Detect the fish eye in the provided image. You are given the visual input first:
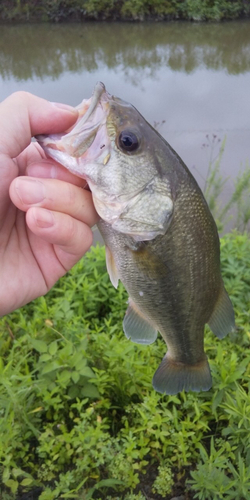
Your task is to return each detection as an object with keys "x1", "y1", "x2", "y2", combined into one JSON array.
[{"x1": 118, "y1": 130, "x2": 139, "y2": 153}]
